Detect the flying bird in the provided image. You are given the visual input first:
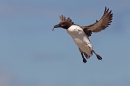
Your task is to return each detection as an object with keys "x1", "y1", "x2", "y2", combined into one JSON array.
[{"x1": 52, "y1": 7, "x2": 113, "y2": 63}]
